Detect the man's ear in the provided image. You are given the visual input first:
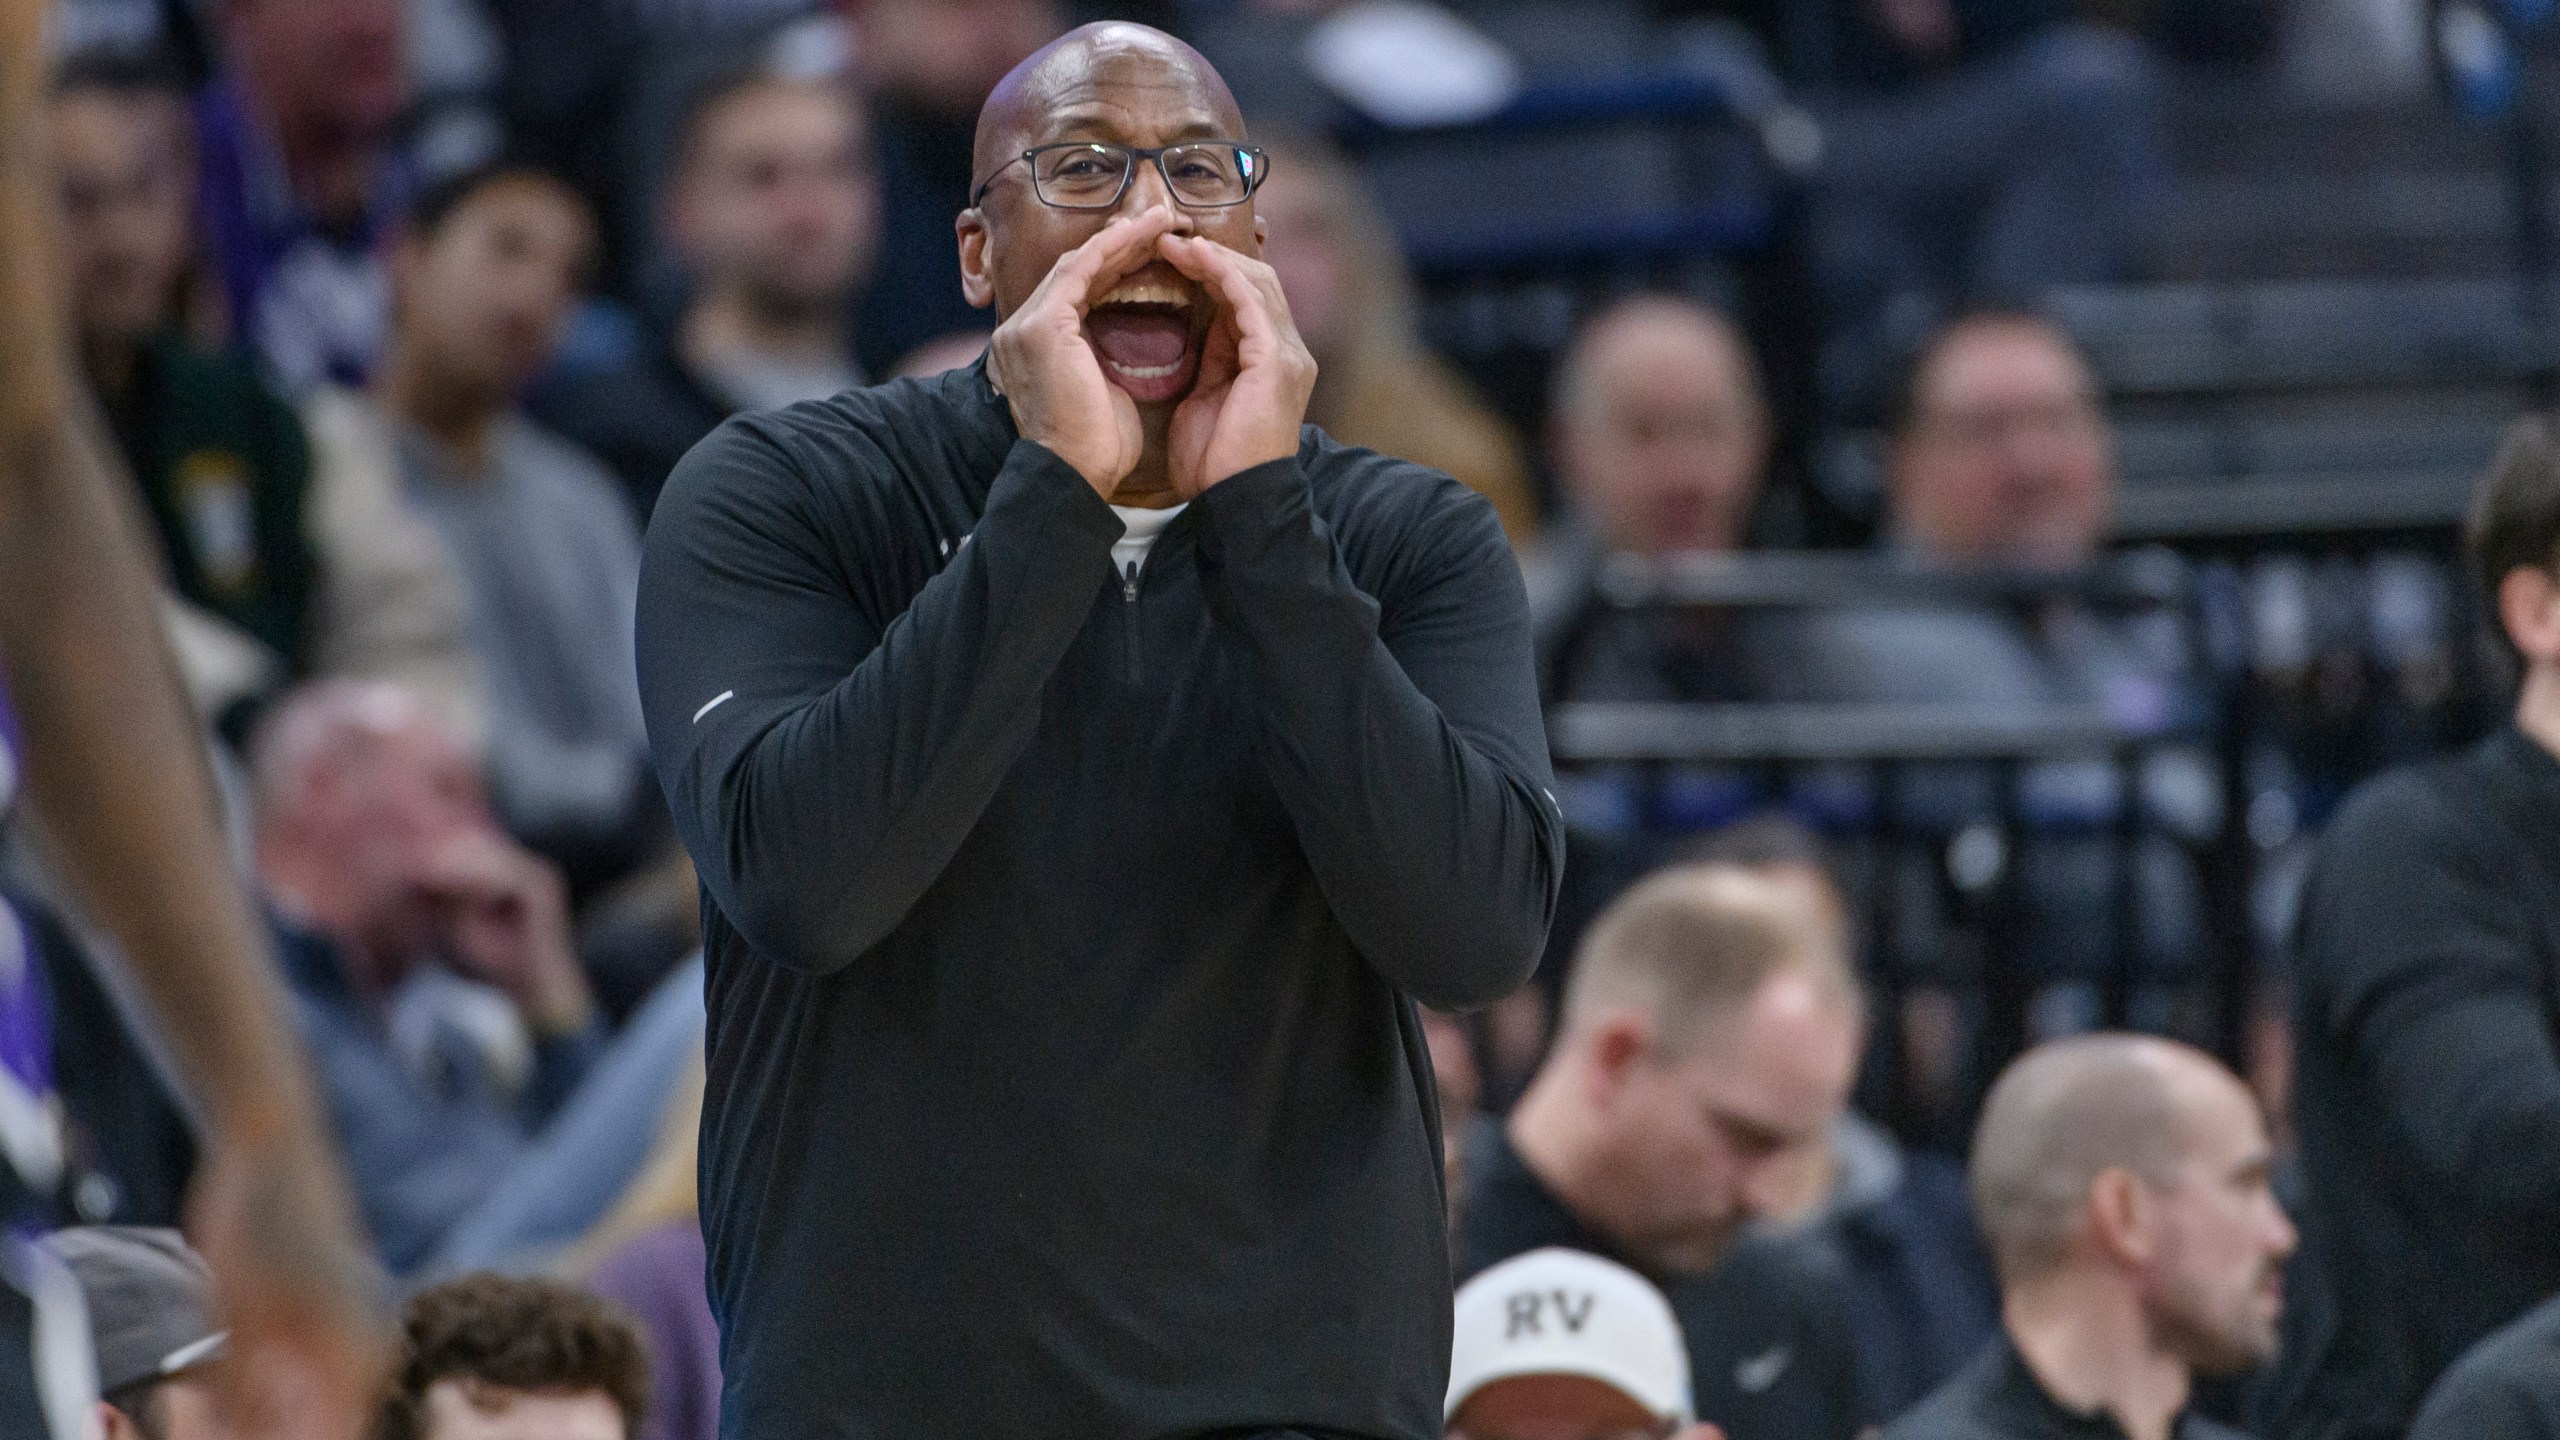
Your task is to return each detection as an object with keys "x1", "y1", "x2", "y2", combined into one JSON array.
[
  {"x1": 2499, "y1": 564, "x2": 2560, "y2": 667},
  {"x1": 1582, "y1": 1010, "x2": 1654, "y2": 1108},
  {"x1": 956, "y1": 211, "x2": 995, "y2": 310},
  {"x1": 2085, "y1": 1166, "x2": 2156, "y2": 1270}
]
